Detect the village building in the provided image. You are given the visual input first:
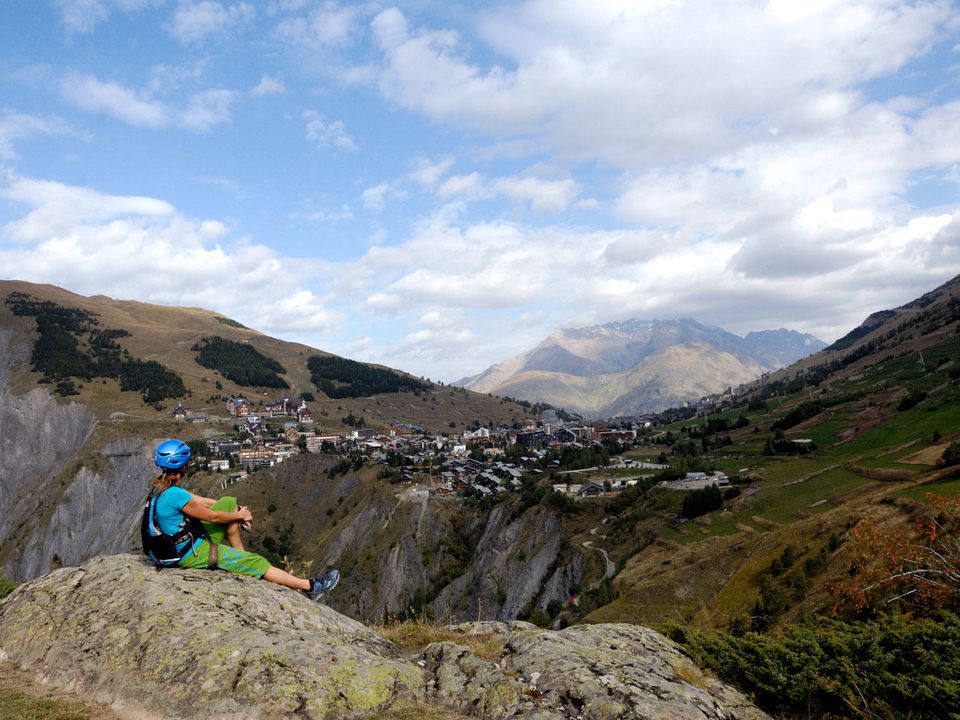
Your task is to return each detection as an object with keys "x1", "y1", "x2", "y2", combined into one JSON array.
[
  {"x1": 225, "y1": 398, "x2": 252, "y2": 417},
  {"x1": 171, "y1": 403, "x2": 208, "y2": 423}
]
